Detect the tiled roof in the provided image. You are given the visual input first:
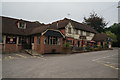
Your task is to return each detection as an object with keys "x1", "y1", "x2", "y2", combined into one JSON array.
[
  {"x1": 92, "y1": 33, "x2": 108, "y2": 41},
  {"x1": 2, "y1": 16, "x2": 97, "y2": 36},
  {"x1": 2, "y1": 16, "x2": 43, "y2": 35},
  {"x1": 48, "y1": 18, "x2": 97, "y2": 33}
]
